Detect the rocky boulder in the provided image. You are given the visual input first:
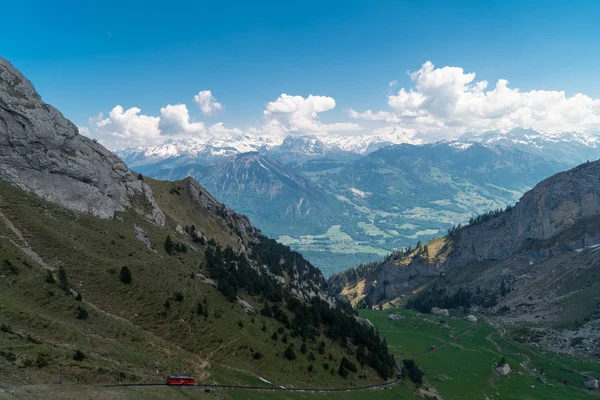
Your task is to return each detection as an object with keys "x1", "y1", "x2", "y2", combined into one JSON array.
[
  {"x1": 431, "y1": 307, "x2": 449, "y2": 317},
  {"x1": 0, "y1": 57, "x2": 165, "y2": 225},
  {"x1": 496, "y1": 363, "x2": 511, "y2": 376},
  {"x1": 465, "y1": 315, "x2": 478, "y2": 323},
  {"x1": 584, "y1": 378, "x2": 598, "y2": 389}
]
